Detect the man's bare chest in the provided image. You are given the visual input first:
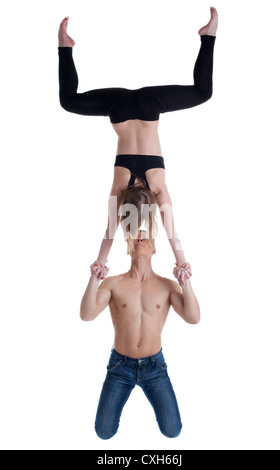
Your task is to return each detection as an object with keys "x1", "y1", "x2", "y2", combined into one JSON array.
[{"x1": 111, "y1": 281, "x2": 170, "y2": 315}]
